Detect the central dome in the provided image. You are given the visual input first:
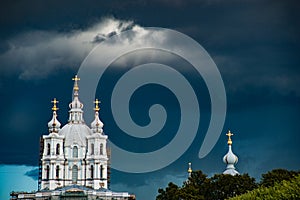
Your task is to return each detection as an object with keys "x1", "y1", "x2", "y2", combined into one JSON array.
[{"x1": 59, "y1": 123, "x2": 92, "y2": 146}]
